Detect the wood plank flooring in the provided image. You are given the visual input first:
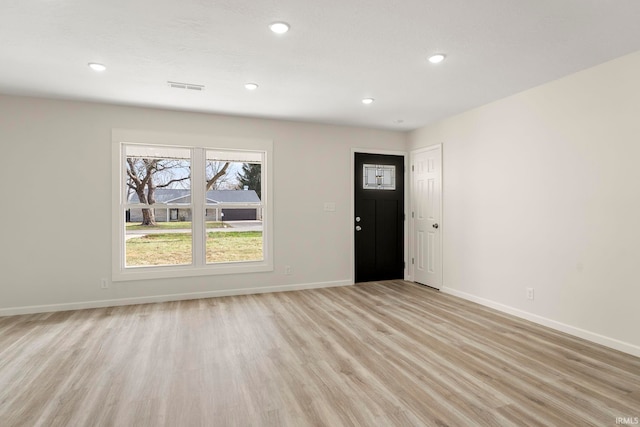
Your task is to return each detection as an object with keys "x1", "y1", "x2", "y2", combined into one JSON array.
[{"x1": 1, "y1": 280, "x2": 639, "y2": 426}]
